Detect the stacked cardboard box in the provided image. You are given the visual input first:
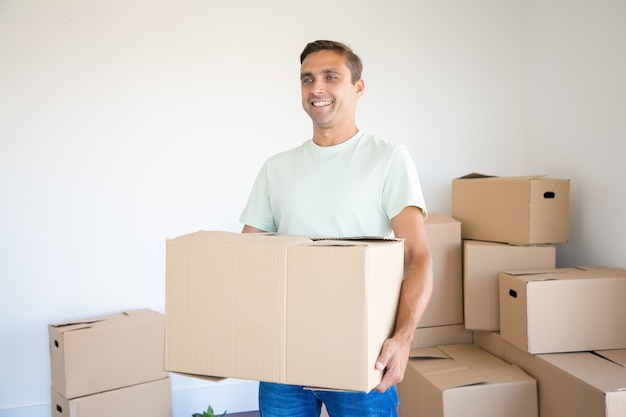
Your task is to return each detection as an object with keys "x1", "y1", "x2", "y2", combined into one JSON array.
[
  {"x1": 398, "y1": 344, "x2": 538, "y2": 417},
  {"x1": 453, "y1": 173, "x2": 568, "y2": 332},
  {"x1": 499, "y1": 266, "x2": 626, "y2": 354},
  {"x1": 48, "y1": 309, "x2": 172, "y2": 417},
  {"x1": 398, "y1": 208, "x2": 541, "y2": 416},
  {"x1": 451, "y1": 173, "x2": 570, "y2": 245},
  {"x1": 410, "y1": 212, "x2": 473, "y2": 349},
  {"x1": 475, "y1": 331, "x2": 626, "y2": 417},
  {"x1": 419, "y1": 213, "x2": 464, "y2": 329},
  {"x1": 398, "y1": 175, "x2": 571, "y2": 416},
  {"x1": 495, "y1": 268, "x2": 626, "y2": 417},
  {"x1": 448, "y1": 173, "x2": 626, "y2": 416},
  {"x1": 463, "y1": 240, "x2": 556, "y2": 331}
]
